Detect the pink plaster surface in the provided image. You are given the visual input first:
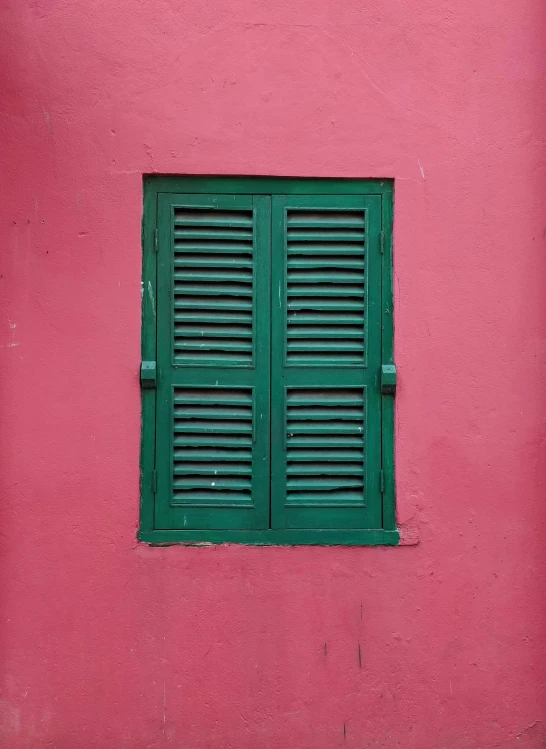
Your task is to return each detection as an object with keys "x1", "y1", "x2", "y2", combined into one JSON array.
[{"x1": 1, "y1": 0, "x2": 546, "y2": 747}]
